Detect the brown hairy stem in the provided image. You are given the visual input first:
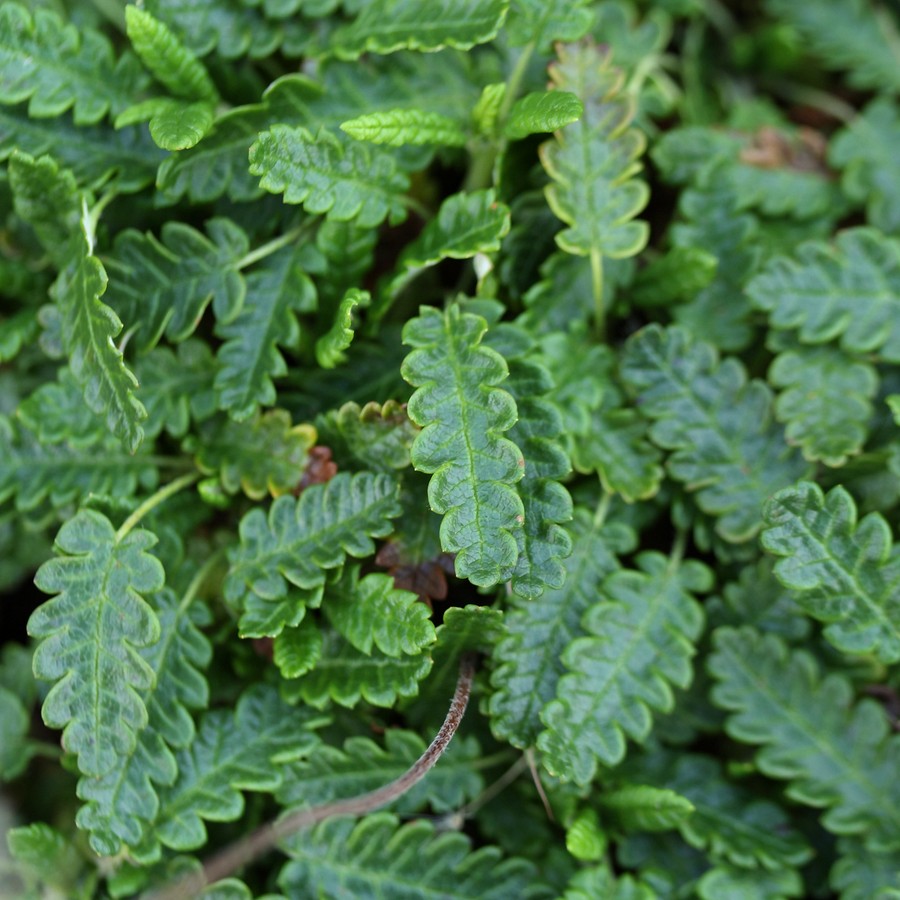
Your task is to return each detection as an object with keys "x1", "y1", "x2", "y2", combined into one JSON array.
[{"x1": 144, "y1": 652, "x2": 478, "y2": 900}]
